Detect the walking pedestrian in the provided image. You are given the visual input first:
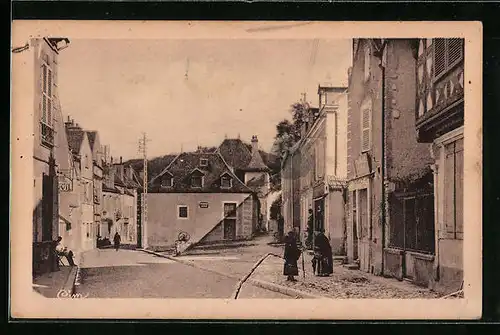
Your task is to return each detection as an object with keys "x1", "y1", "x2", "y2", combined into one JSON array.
[
  {"x1": 113, "y1": 232, "x2": 121, "y2": 251},
  {"x1": 312, "y1": 229, "x2": 333, "y2": 277},
  {"x1": 283, "y1": 231, "x2": 302, "y2": 282}
]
